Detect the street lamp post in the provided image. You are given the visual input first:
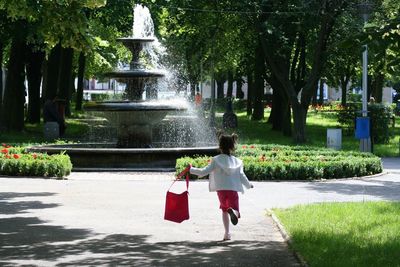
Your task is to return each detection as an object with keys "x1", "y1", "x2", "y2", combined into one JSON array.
[{"x1": 359, "y1": 0, "x2": 373, "y2": 152}]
